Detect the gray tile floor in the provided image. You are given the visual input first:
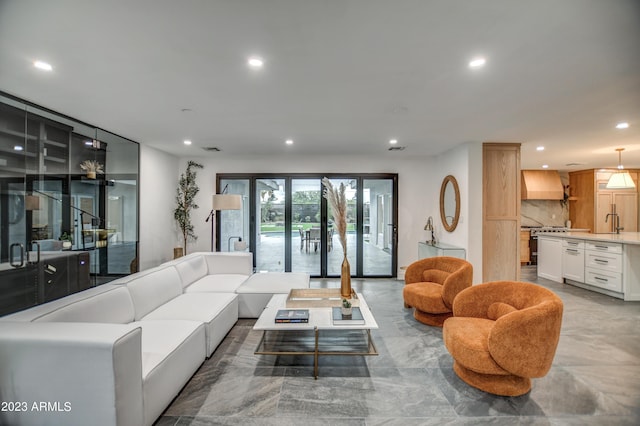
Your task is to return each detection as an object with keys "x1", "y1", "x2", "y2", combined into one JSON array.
[{"x1": 155, "y1": 267, "x2": 640, "y2": 425}]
